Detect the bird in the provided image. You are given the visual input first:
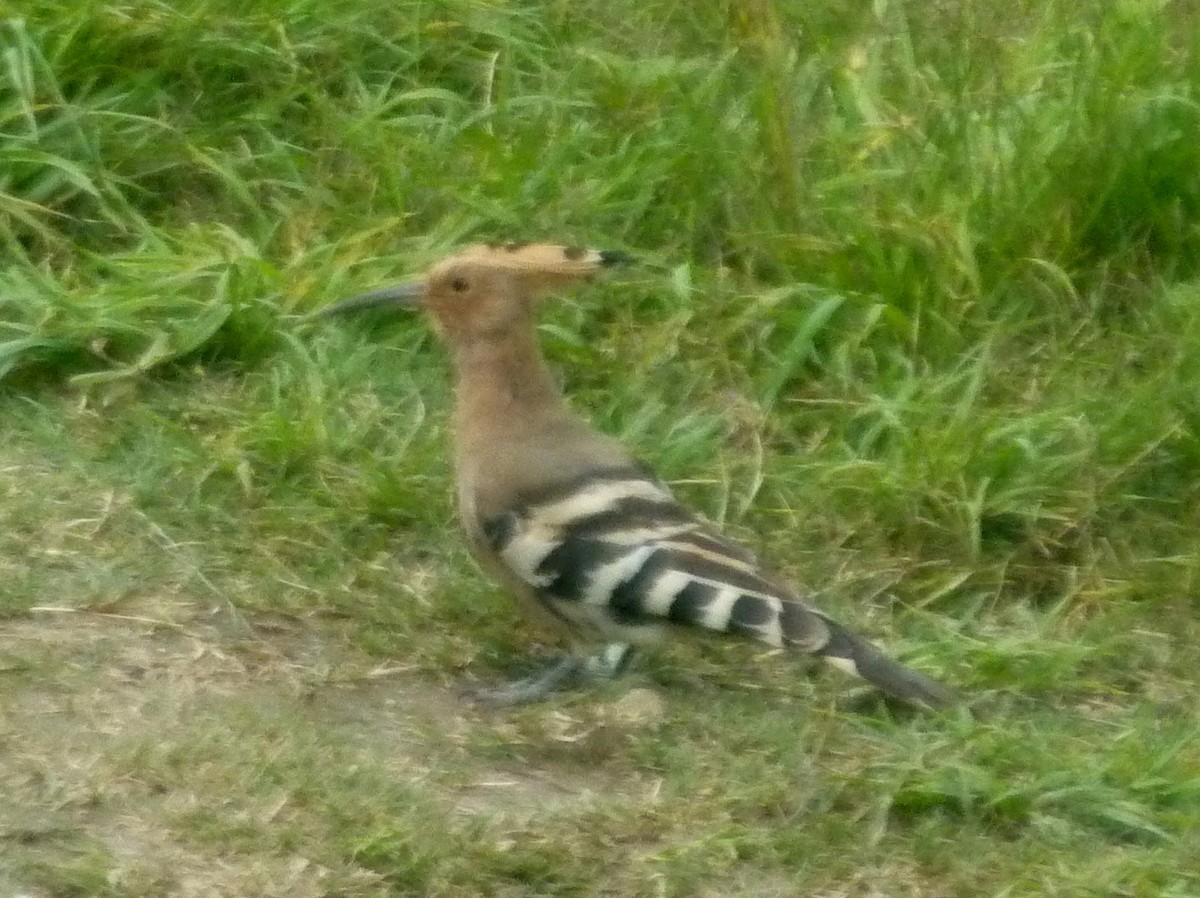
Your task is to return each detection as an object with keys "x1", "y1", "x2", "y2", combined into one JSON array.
[{"x1": 315, "y1": 242, "x2": 954, "y2": 709}]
